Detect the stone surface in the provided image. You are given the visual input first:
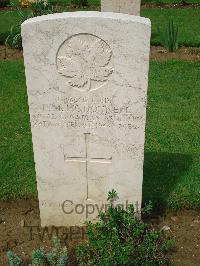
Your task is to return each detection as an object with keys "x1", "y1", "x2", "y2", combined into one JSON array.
[
  {"x1": 22, "y1": 12, "x2": 151, "y2": 226},
  {"x1": 101, "y1": 0, "x2": 141, "y2": 16}
]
